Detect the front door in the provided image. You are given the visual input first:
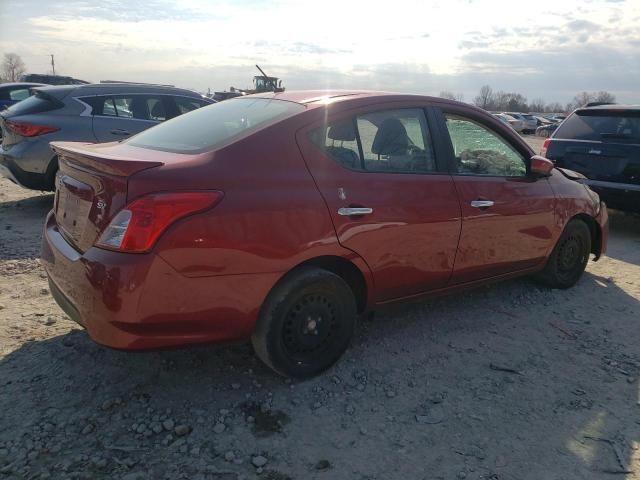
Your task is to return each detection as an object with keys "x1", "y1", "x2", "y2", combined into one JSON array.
[
  {"x1": 436, "y1": 108, "x2": 556, "y2": 283},
  {"x1": 297, "y1": 105, "x2": 462, "y2": 302}
]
